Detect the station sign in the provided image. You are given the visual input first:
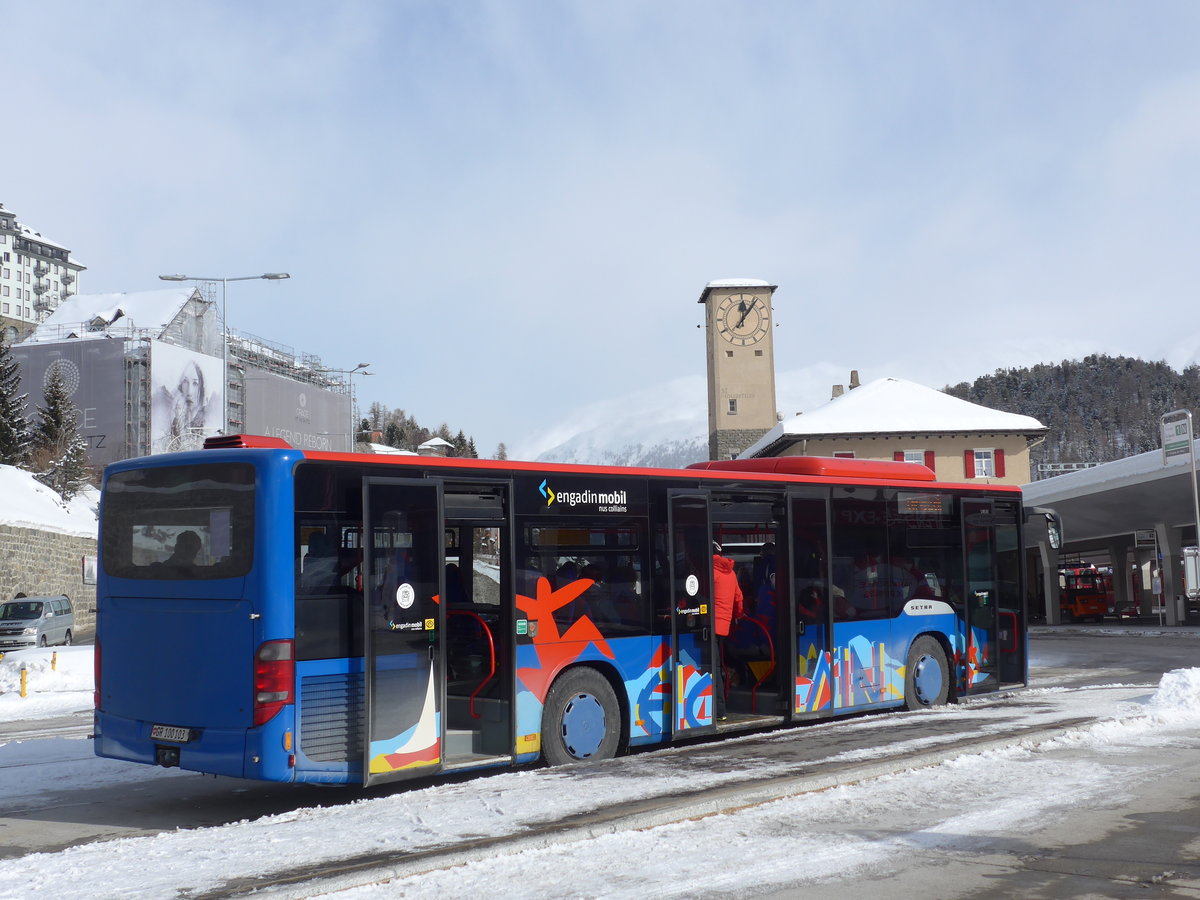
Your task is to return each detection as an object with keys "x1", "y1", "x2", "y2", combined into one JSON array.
[{"x1": 1161, "y1": 409, "x2": 1194, "y2": 464}]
